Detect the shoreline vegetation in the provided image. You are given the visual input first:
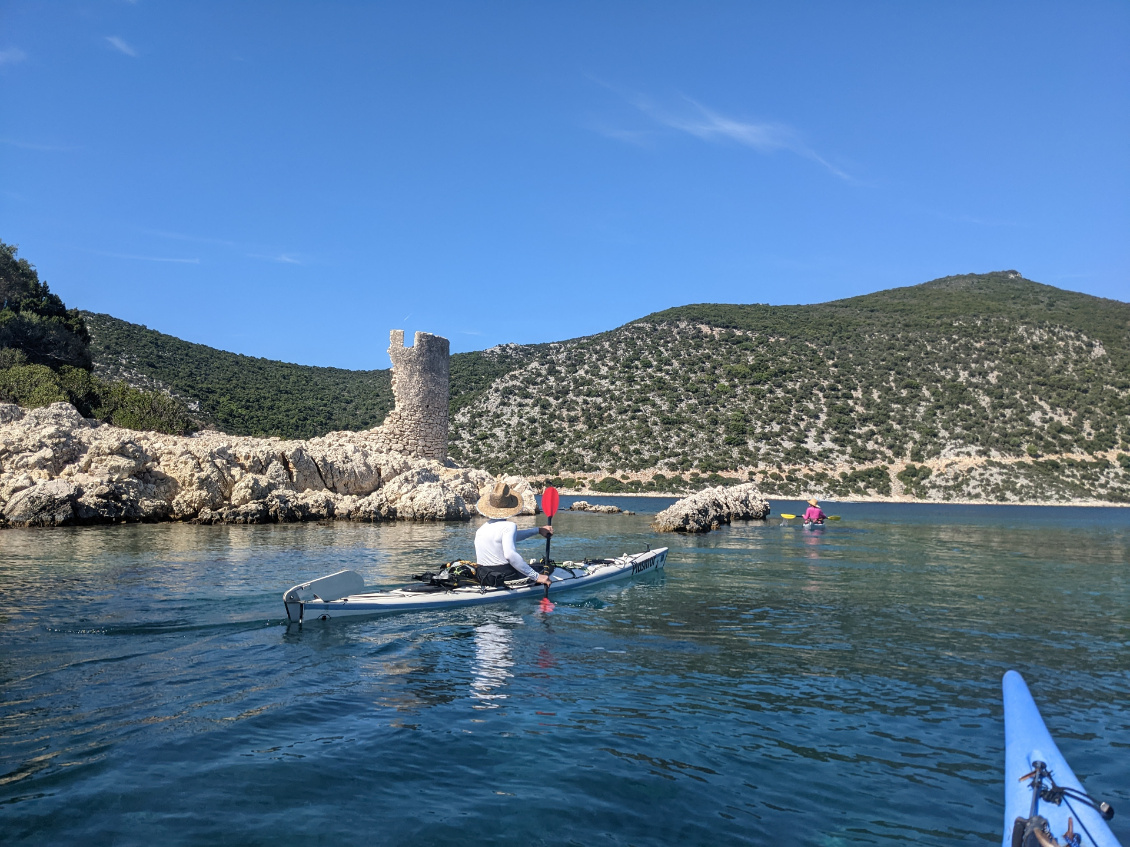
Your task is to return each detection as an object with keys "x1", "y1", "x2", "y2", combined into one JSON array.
[
  {"x1": 528, "y1": 449, "x2": 1130, "y2": 507},
  {"x1": 547, "y1": 489, "x2": 1129, "y2": 509}
]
